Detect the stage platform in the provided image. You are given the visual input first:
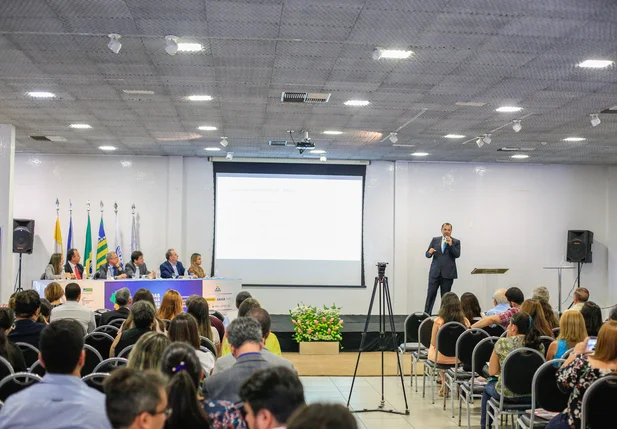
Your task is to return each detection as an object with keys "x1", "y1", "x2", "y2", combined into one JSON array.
[{"x1": 271, "y1": 314, "x2": 406, "y2": 353}]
